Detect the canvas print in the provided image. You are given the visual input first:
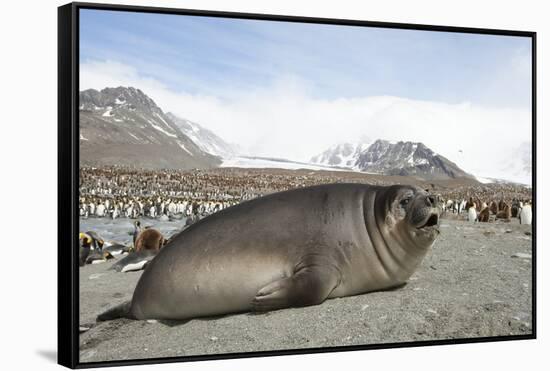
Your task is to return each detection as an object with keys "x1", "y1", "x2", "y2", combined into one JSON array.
[{"x1": 77, "y1": 8, "x2": 533, "y2": 363}]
